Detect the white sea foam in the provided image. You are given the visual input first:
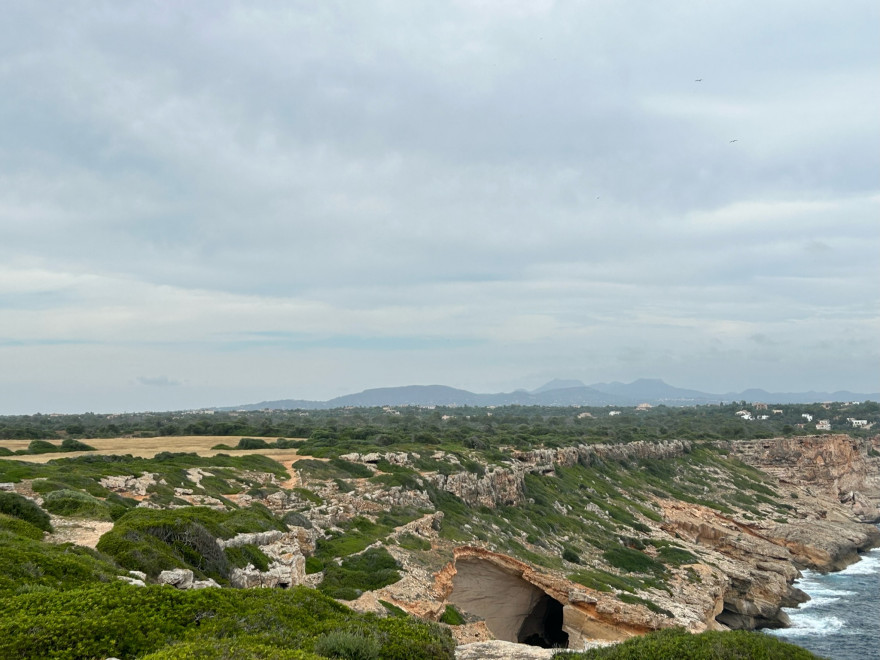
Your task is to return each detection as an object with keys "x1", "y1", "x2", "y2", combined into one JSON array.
[
  {"x1": 837, "y1": 553, "x2": 880, "y2": 576},
  {"x1": 776, "y1": 614, "x2": 846, "y2": 637},
  {"x1": 794, "y1": 595, "x2": 841, "y2": 610},
  {"x1": 799, "y1": 585, "x2": 855, "y2": 598}
]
